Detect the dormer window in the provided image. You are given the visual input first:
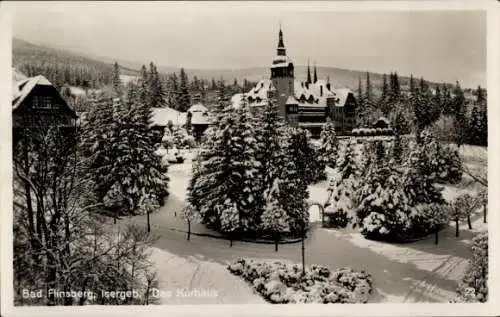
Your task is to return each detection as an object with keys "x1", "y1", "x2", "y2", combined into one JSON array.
[
  {"x1": 308, "y1": 95, "x2": 314, "y2": 103},
  {"x1": 300, "y1": 94, "x2": 306, "y2": 102}
]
